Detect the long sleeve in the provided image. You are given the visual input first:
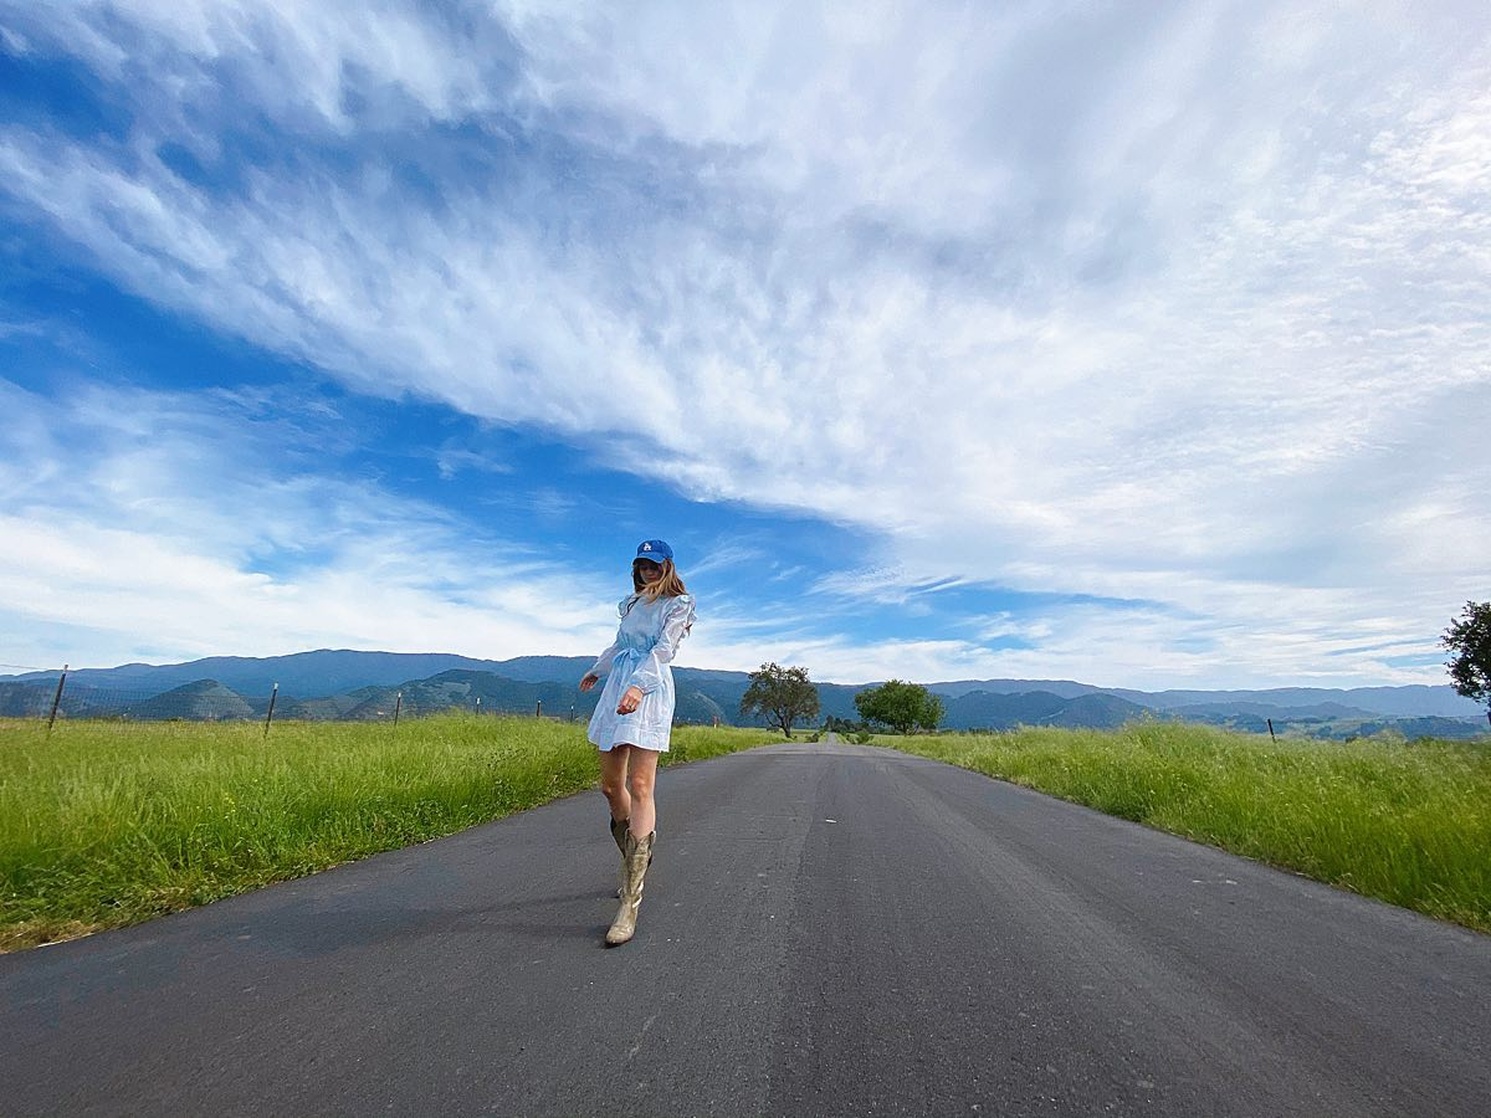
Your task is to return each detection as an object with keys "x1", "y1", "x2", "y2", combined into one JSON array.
[
  {"x1": 589, "y1": 639, "x2": 621, "y2": 678},
  {"x1": 588, "y1": 595, "x2": 638, "y2": 677},
  {"x1": 586, "y1": 593, "x2": 694, "y2": 752},
  {"x1": 627, "y1": 595, "x2": 695, "y2": 695}
]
